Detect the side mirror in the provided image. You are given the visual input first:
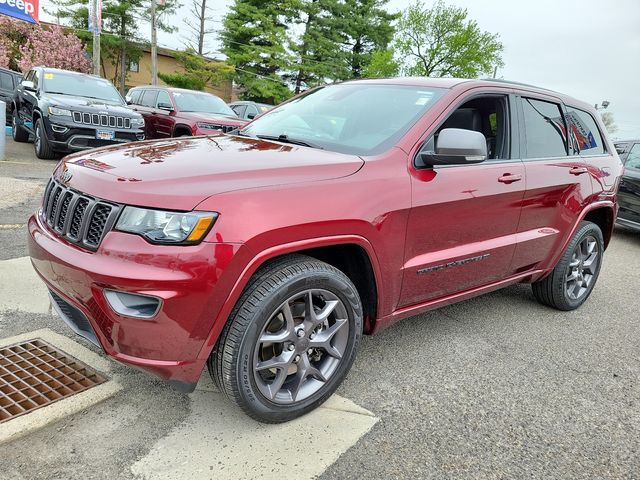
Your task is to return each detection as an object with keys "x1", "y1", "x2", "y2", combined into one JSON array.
[
  {"x1": 419, "y1": 128, "x2": 487, "y2": 166},
  {"x1": 157, "y1": 102, "x2": 174, "y2": 112},
  {"x1": 247, "y1": 113, "x2": 256, "y2": 120},
  {"x1": 21, "y1": 80, "x2": 36, "y2": 91},
  {"x1": 125, "y1": 95, "x2": 133, "y2": 105}
]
